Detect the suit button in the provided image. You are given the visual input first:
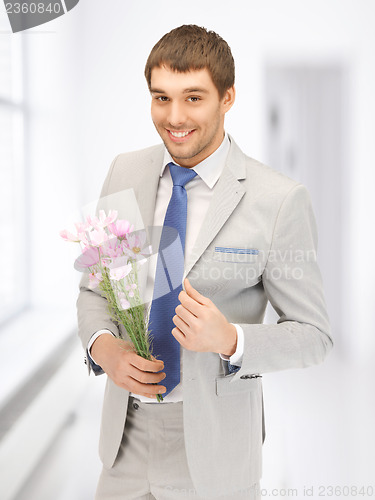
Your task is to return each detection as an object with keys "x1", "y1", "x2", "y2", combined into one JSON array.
[{"x1": 132, "y1": 402, "x2": 139, "y2": 410}]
